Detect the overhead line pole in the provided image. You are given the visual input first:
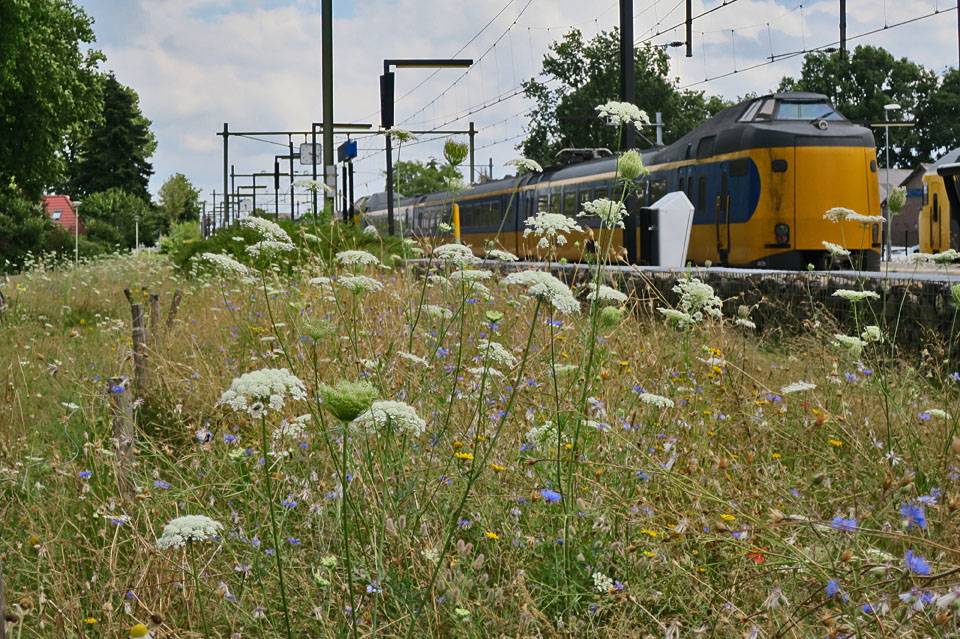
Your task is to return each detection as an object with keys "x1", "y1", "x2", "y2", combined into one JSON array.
[
  {"x1": 620, "y1": 0, "x2": 639, "y2": 263},
  {"x1": 685, "y1": 0, "x2": 693, "y2": 57},
  {"x1": 322, "y1": 0, "x2": 335, "y2": 216},
  {"x1": 840, "y1": 0, "x2": 847, "y2": 60},
  {"x1": 222, "y1": 123, "x2": 229, "y2": 227}
]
